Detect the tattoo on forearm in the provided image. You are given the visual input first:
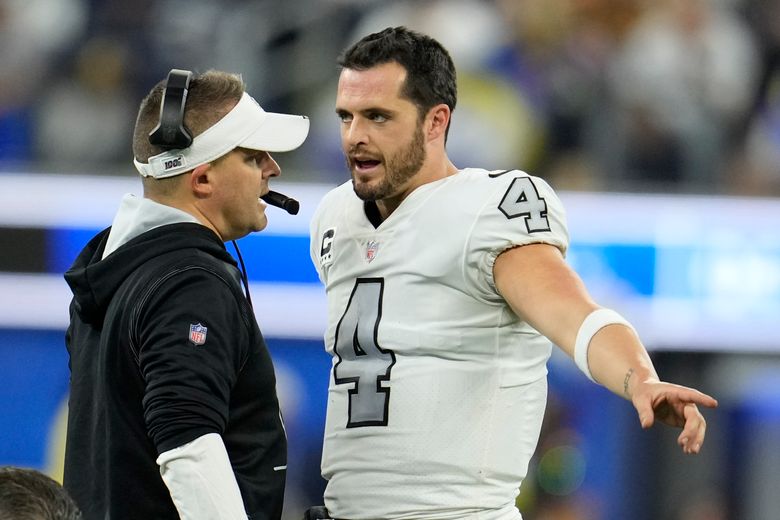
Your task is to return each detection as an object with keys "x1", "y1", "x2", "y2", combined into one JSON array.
[{"x1": 623, "y1": 368, "x2": 635, "y2": 397}]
